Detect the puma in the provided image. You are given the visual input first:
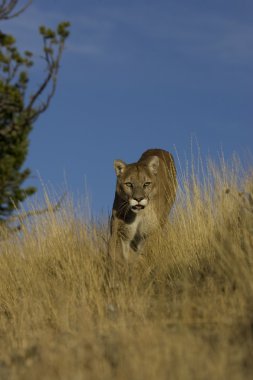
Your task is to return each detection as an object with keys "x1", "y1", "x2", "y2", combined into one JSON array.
[{"x1": 109, "y1": 149, "x2": 177, "y2": 261}]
